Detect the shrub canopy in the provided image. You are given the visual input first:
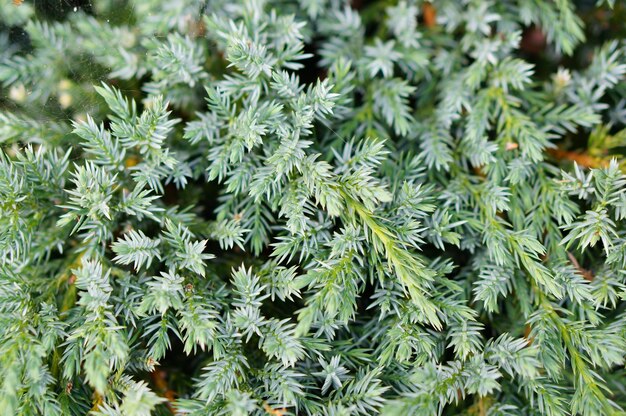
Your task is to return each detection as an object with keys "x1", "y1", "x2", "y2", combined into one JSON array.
[{"x1": 1, "y1": 0, "x2": 626, "y2": 415}]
